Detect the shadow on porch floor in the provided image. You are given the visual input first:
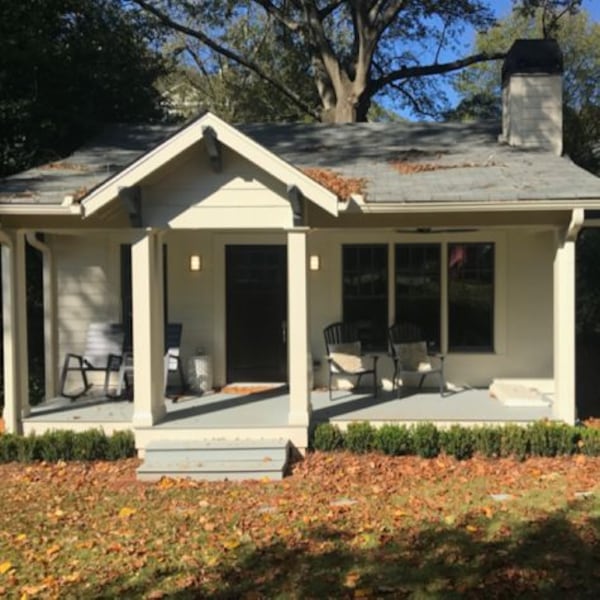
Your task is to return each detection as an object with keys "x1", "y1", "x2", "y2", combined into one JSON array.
[{"x1": 24, "y1": 384, "x2": 554, "y2": 430}]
